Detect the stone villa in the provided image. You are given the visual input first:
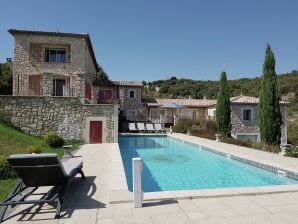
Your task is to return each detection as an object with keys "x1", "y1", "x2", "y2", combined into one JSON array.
[
  {"x1": 0, "y1": 29, "x2": 288, "y2": 145},
  {"x1": 1, "y1": 29, "x2": 118, "y2": 143}
]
